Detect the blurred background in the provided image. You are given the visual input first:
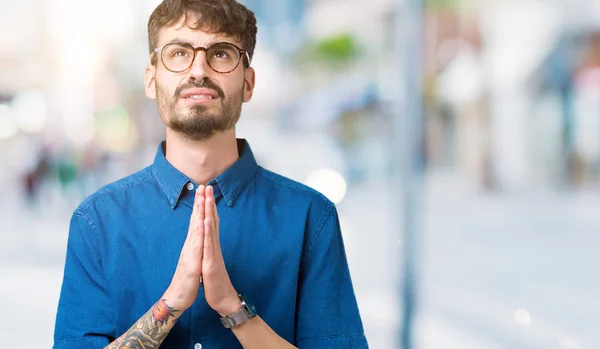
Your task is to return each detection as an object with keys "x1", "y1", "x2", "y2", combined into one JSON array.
[{"x1": 1, "y1": 0, "x2": 600, "y2": 347}]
